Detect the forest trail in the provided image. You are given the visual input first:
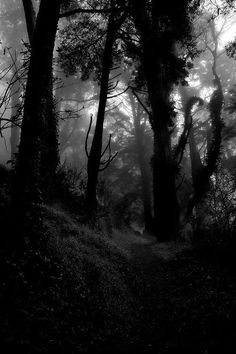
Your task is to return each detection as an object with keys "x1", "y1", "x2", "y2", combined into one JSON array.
[
  {"x1": 111, "y1": 229, "x2": 191, "y2": 262},
  {"x1": 111, "y1": 229, "x2": 236, "y2": 354}
]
